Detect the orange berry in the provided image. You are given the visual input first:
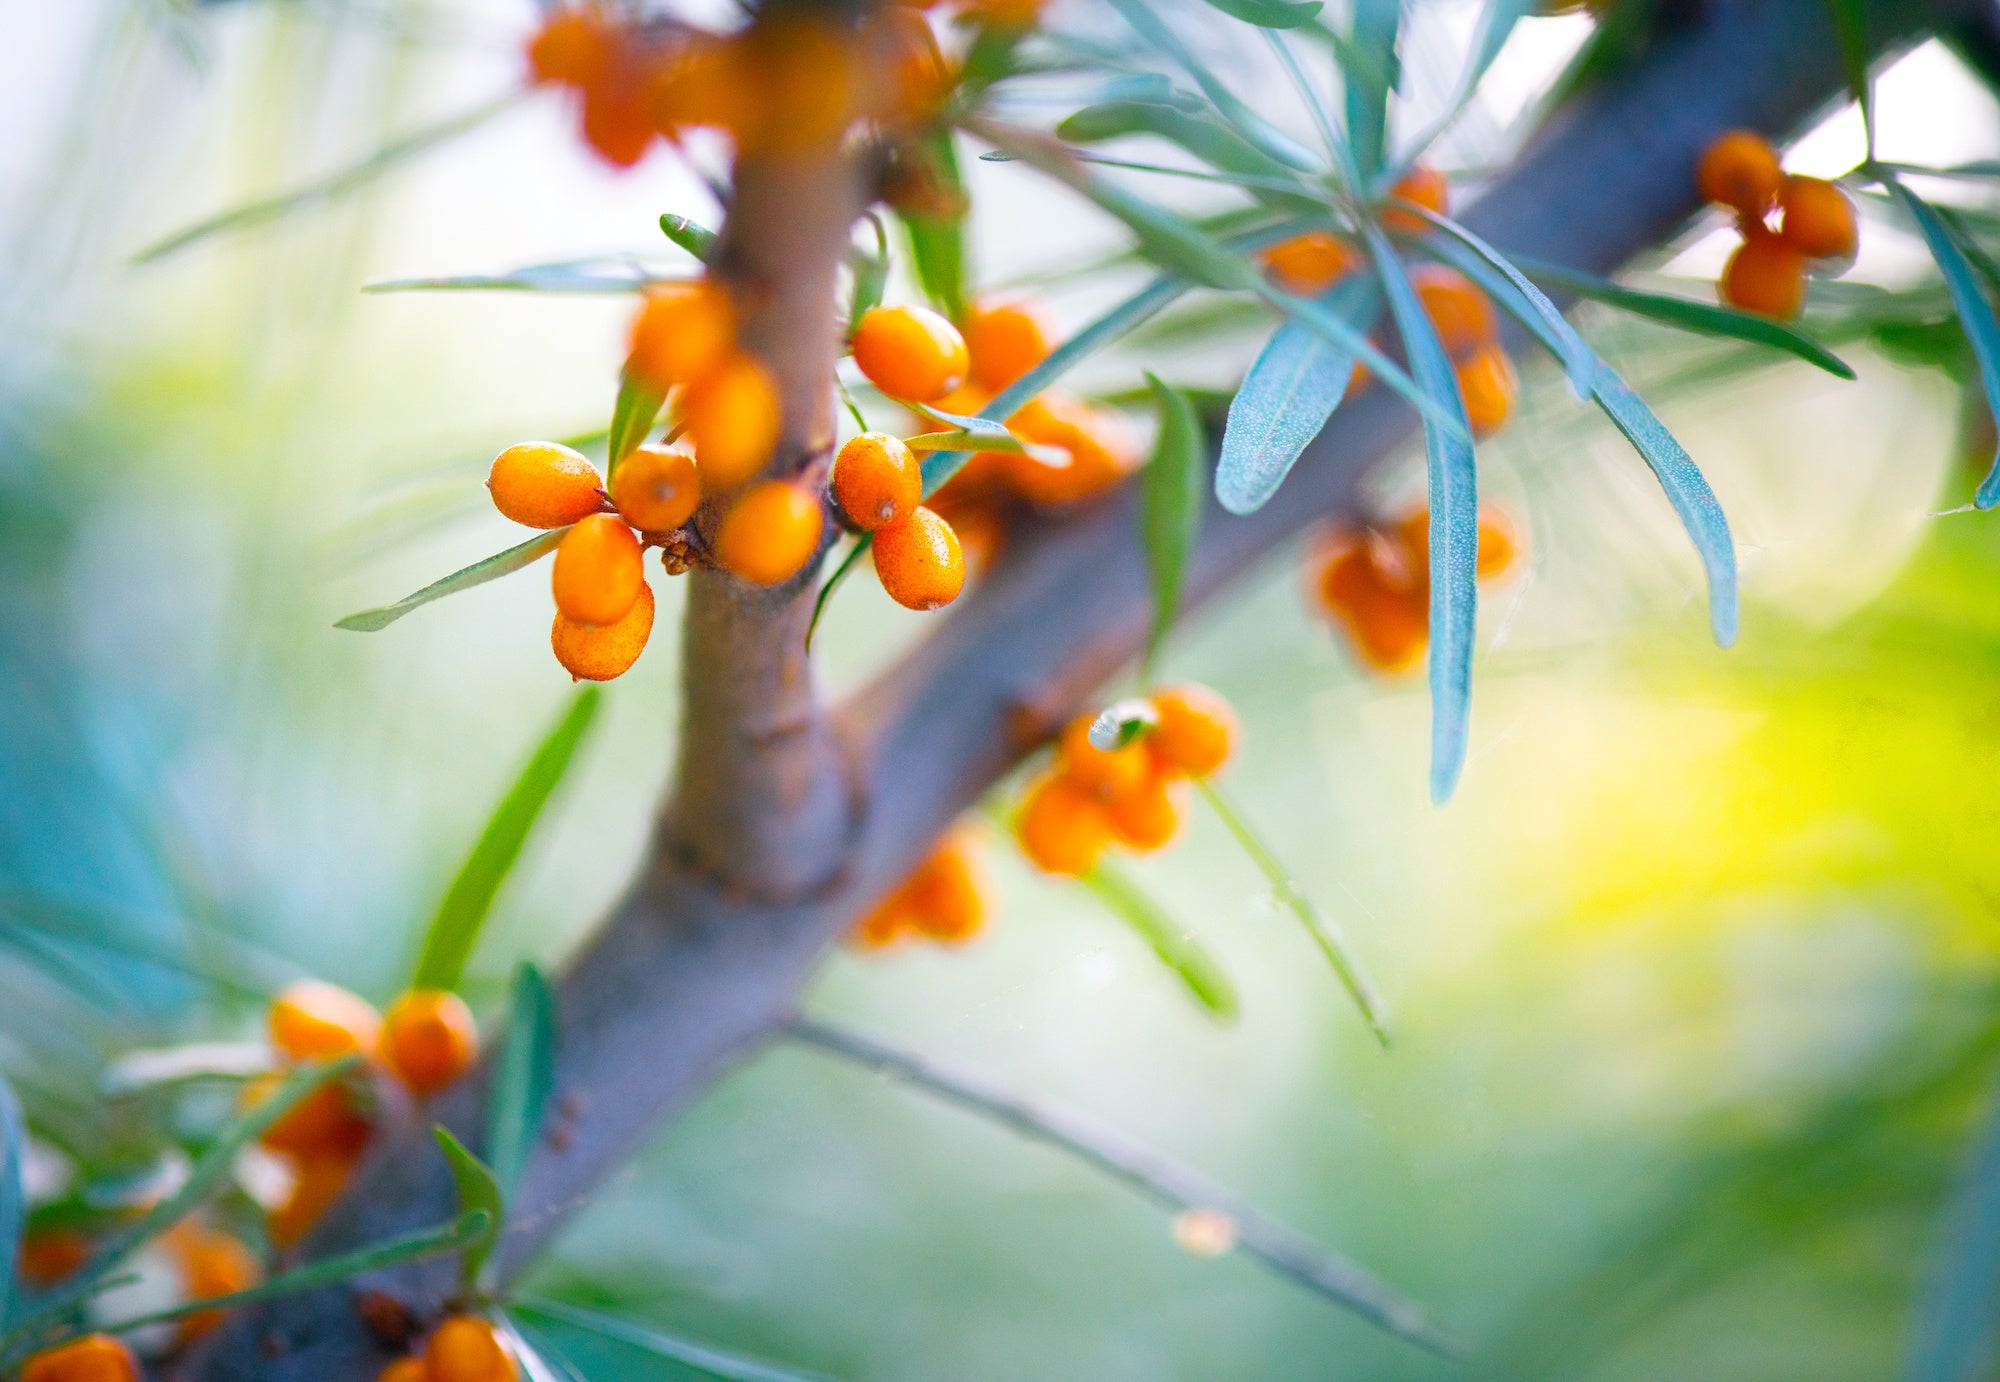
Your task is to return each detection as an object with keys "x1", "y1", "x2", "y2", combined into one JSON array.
[
  {"x1": 628, "y1": 280, "x2": 736, "y2": 391},
  {"x1": 527, "y1": 10, "x2": 608, "y2": 86},
  {"x1": 1106, "y1": 774, "x2": 1187, "y2": 852},
  {"x1": 832, "y1": 432, "x2": 922, "y2": 529},
  {"x1": 852, "y1": 304, "x2": 969, "y2": 403},
  {"x1": 20, "y1": 1333, "x2": 139, "y2": 1382},
  {"x1": 18, "y1": 1228, "x2": 91, "y2": 1288},
  {"x1": 1776, "y1": 175, "x2": 1856, "y2": 259},
  {"x1": 269, "y1": 980, "x2": 381, "y2": 1062},
  {"x1": 731, "y1": 16, "x2": 863, "y2": 155},
  {"x1": 1147, "y1": 685, "x2": 1237, "y2": 779},
  {"x1": 249, "y1": 1074, "x2": 372, "y2": 1159},
  {"x1": 377, "y1": 1359, "x2": 430, "y2": 1382},
  {"x1": 579, "y1": 70, "x2": 655, "y2": 168},
  {"x1": 680, "y1": 351, "x2": 782, "y2": 489},
  {"x1": 966, "y1": 0, "x2": 1049, "y2": 28},
  {"x1": 1721, "y1": 229, "x2": 1806, "y2": 319},
  {"x1": 268, "y1": 1149, "x2": 359, "y2": 1251},
  {"x1": 851, "y1": 895, "x2": 919, "y2": 949},
  {"x1": 611, "y1": 443, "x2": 701, "y2": 532},
  {"x1": 1258, "y1": 232, "x2": 1358, "y2": 295},
  {"x1": 380, "y1": 989, "x2": 479, "y2": 1097},
  {"x1": 1475, "y1": 508, "x2": 1522, "y2": 580},
  {"x1": 649, "y1": 37, "x2": 751, "y2": 138},
  {"x1": 175, "y1": 1227, "x2": 261, "y2": 1342},
  {"x1": 1455, "y1": 345, "x2": 1518, "y2": 438},
  {"x1": 429, "y1": 1315, "x2": 519, "y2": 1382},
  {"x1": 1314, "y1": 541, "x2": 1429, "y2": 673},
  {"x1": 1411, "y1": 264, "x2": 1496, "y2": 358},
  {"x1": 552, "y1": 513, "x2": 645, "y2": 627},
  {"x1": 552, "y1": 577, "x2": 655, "y2": 681},
  {"x1": 1382, "y1": 164, "x2": 1448, "y2": 234},
  {"x1": 715, "y1": 481, "x2": 825, "y2": 586},
  {"x1": 1004, "y1": 395, "x2": 1138, "y2": 506},
  {"x1": 904, "y1": 830, "x2": 988, "y2": 942},
  {"x1": 1016, "y1": 772, "x2": 1112, "y2": 876},
  {"x1": 869, "y1": 8, "x2": 955, "y2": 125},
  {"x1": 872, "y1": 506, "x2": 965, "y2": 610},
  {"x1": 1696, "y1": 130, "x2": 1782, "y2": 218},
  {"x1": 1057, "y1": 713, "x2": 1153, "y2": 801},
  {"x1": 488, "y1": 442, "x2": 606, "y2": 530},
  {"x1": 963, "y1": 298, "x2": 1054, "y2": 389}
]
